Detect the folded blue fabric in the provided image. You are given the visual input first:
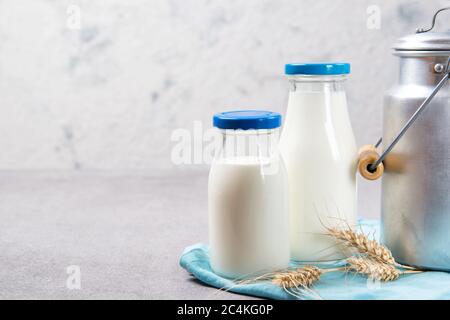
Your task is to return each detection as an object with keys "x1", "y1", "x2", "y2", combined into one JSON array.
[{"x1": 180, "y1": 220, "x2": 450, "y2": 300}]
